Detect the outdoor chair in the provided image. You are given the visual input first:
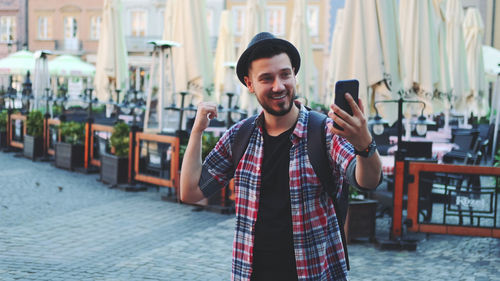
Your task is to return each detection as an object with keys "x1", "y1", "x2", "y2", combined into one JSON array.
[
  {"x1": 377, "y1": 141, "x2": 435, "y2": 221},
  {"x1": 443, "y1": 130, "x2": 480, "y2": 164}
]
